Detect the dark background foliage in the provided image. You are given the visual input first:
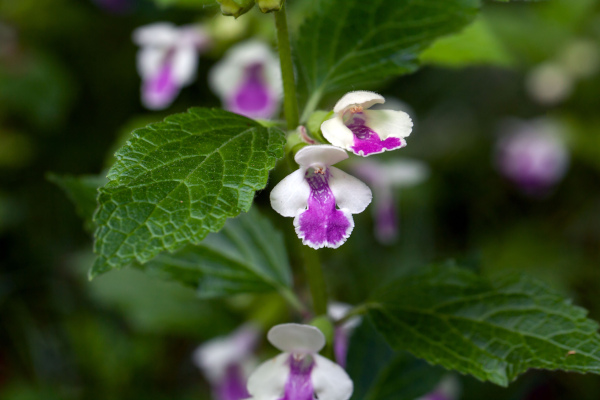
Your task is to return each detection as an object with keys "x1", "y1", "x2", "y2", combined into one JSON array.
[{"x1": 1, "y1": 0, "x2": 599, "y2": 398}]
